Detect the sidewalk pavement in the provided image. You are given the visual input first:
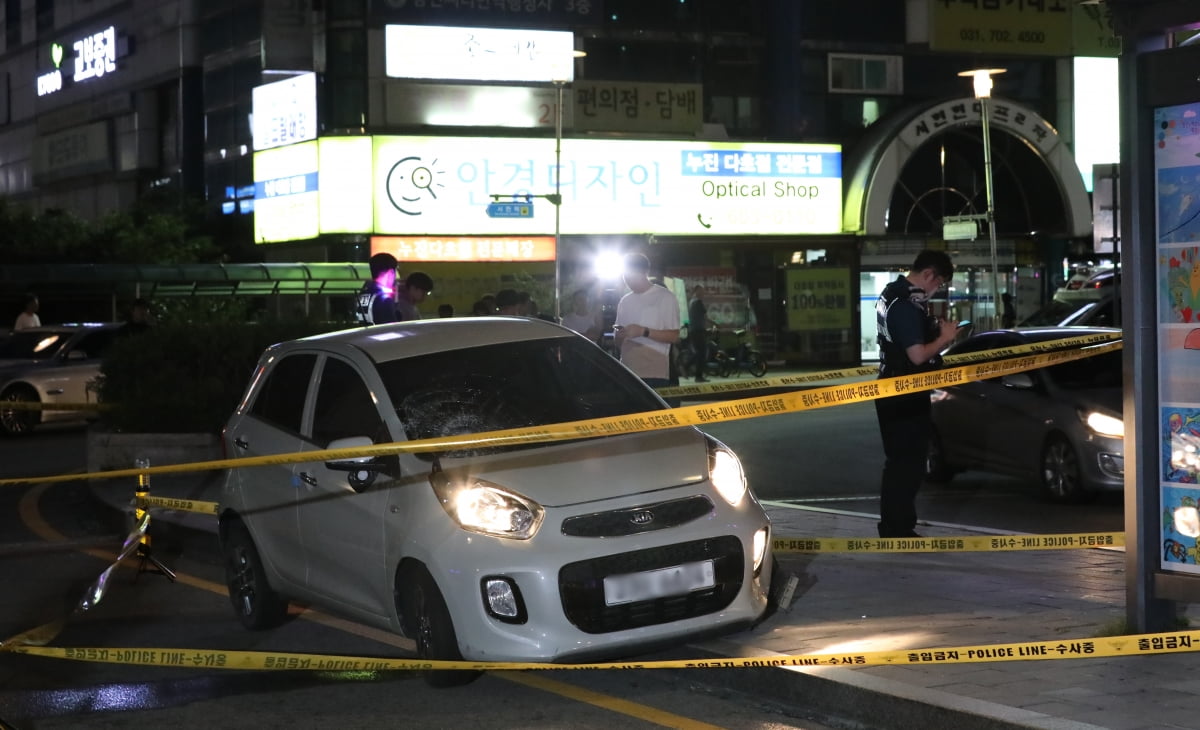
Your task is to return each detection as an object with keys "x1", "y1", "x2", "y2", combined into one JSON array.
[{"x1": 84, "y1": 364, "x2": 1200, "y2": 730}]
